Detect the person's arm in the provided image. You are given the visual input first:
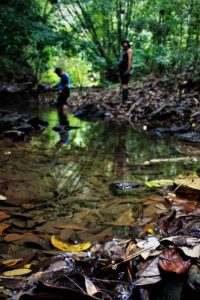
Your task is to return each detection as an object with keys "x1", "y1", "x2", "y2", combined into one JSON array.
[{"x1": 127, "y1": 48, "x2": 133, "y2": 72}]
